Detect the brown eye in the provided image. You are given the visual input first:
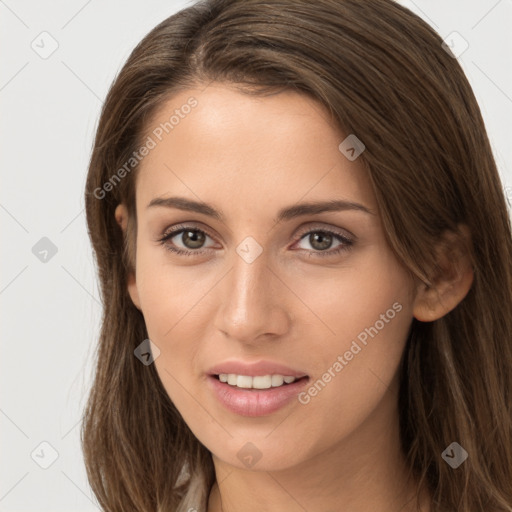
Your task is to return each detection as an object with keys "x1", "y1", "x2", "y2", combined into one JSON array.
[
  {"x1": 294, "y1": 228, "x2": 354, "y2": 258},
  {"x1": 180, "y1": 229, "x2": 206, "y2": 249},
  {"x1": 158, "y1": 226, "x2": 216, "y2": 255},
  {"x1": 308, "y1": 232, "x2": 333, "y2": 251}
]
